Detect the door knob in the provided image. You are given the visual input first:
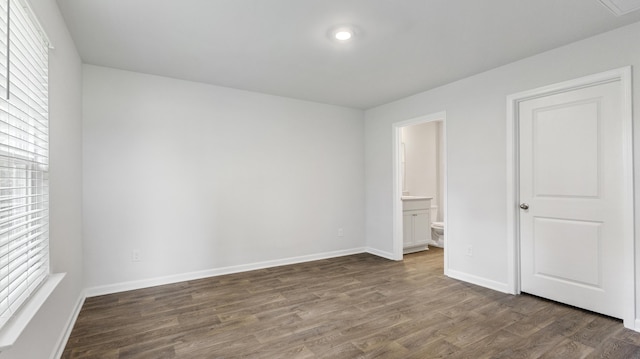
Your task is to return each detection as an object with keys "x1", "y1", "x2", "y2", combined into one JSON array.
[{"x1": 520, "y1": 203, "x2": 529, "y2": 210}]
